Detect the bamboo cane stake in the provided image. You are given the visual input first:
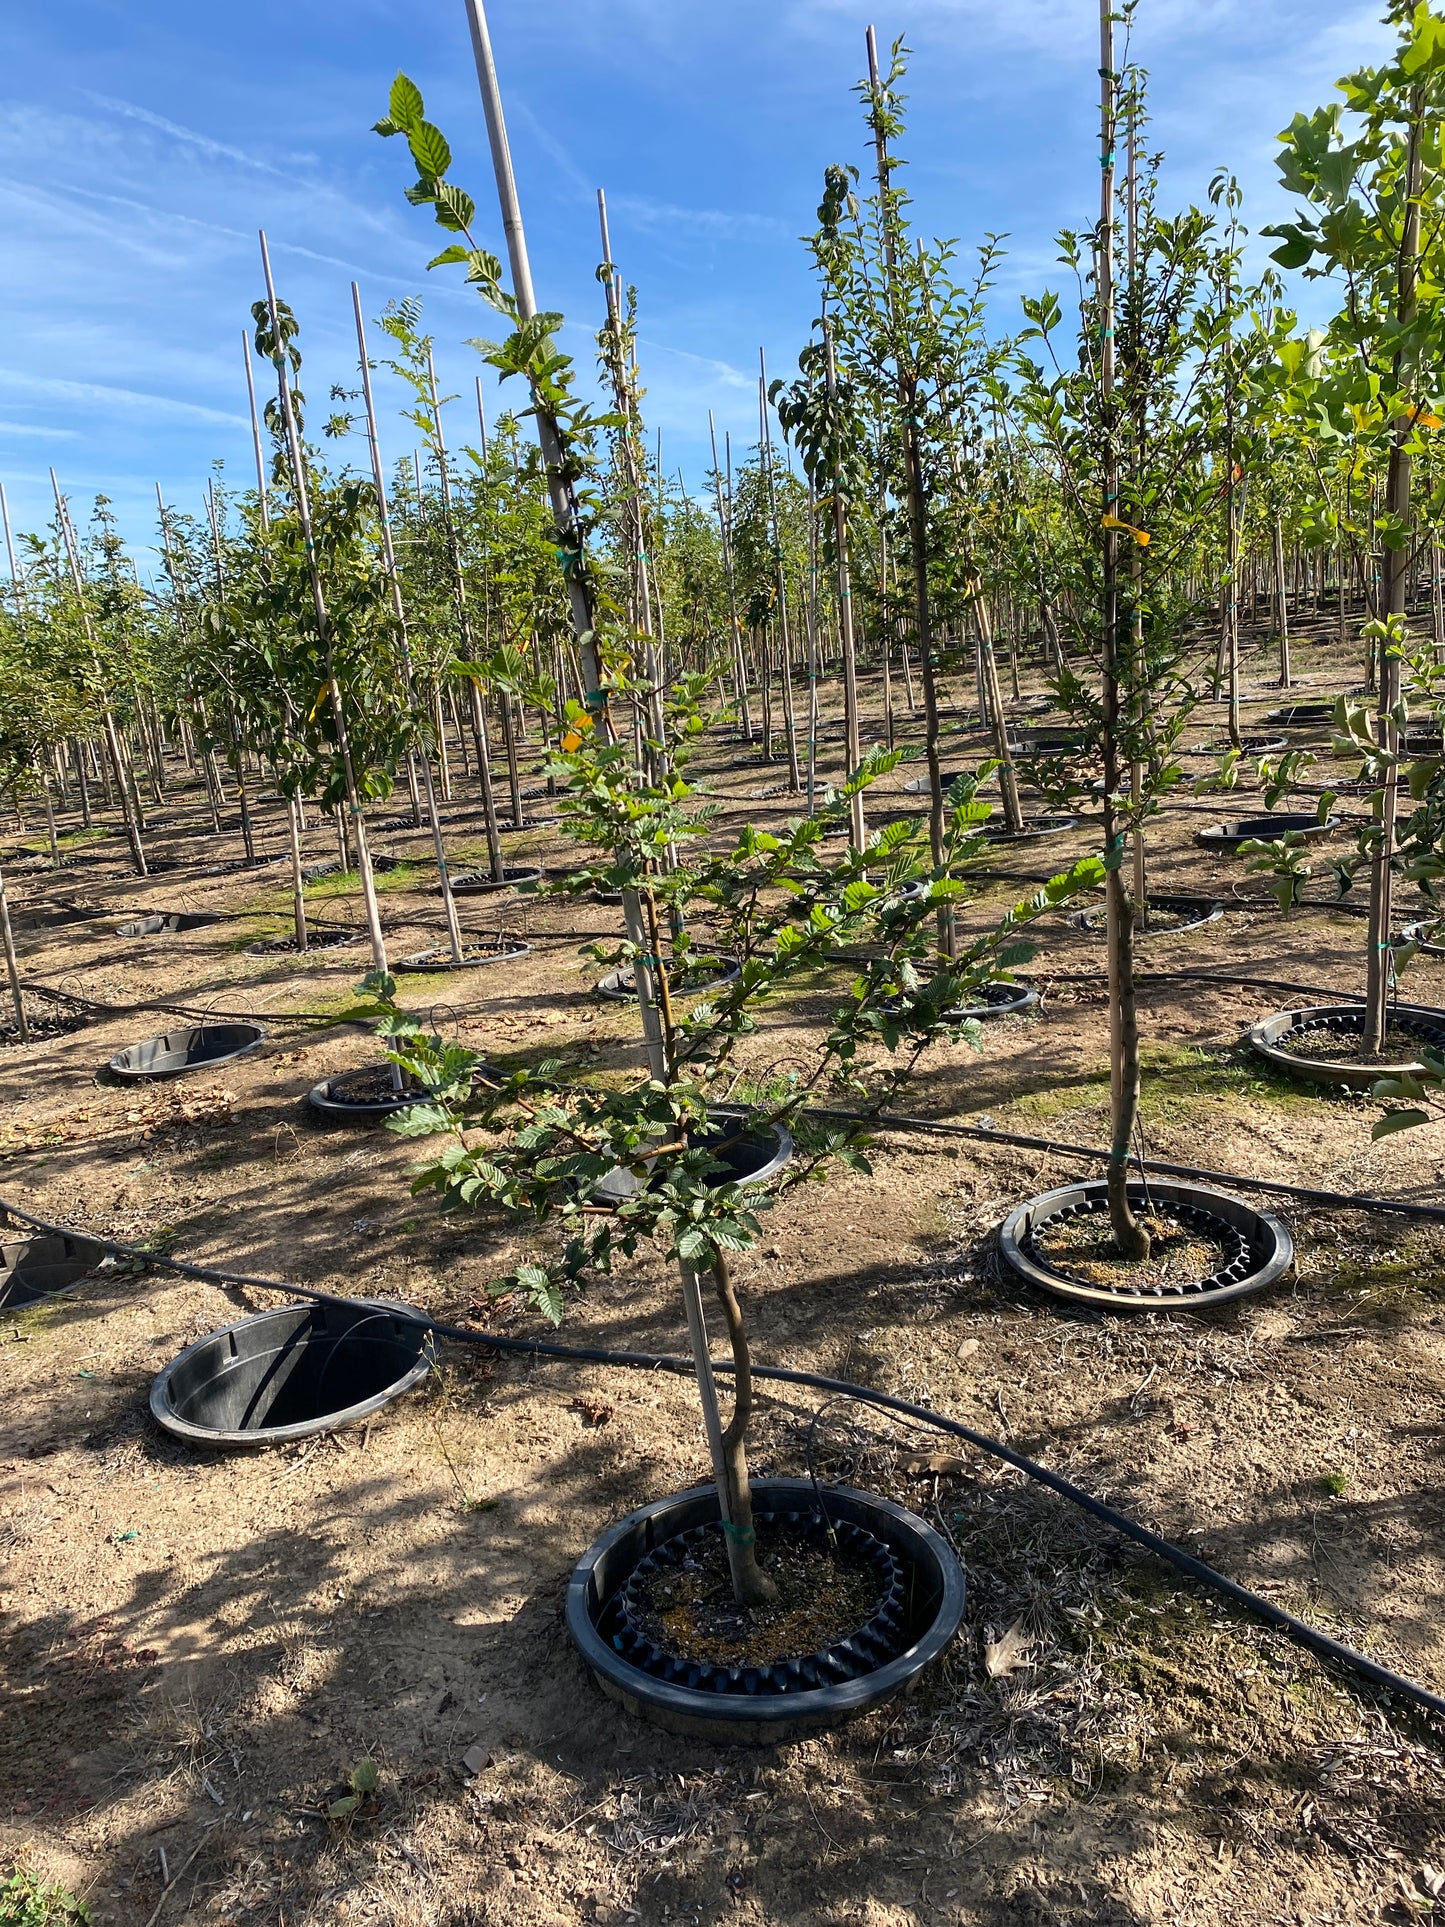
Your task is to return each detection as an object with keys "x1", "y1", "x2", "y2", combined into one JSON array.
[
  {"x1": 708, "y1": 411, "x2": 754, "y2": 739},
  {"x1": 49, "y1": 470, "x2": 147, "y2": 877},
  {"x1": 864, "y1": 26, "x2": 951, "y2": 953},
  {"x1": 822, "y1": 319, "x2": 867, "y2": 849},
  {"x1": 354, "y1": 288, "x2": 463, "y2": 961},
  {"x1": 758, "y1": 351, "x2": 801, "y2": 791},
  {"x1": 204, "y1": 482, "x2": 257, "y2": 867},
  {"x1": 257, "y1": 231, "x2": 389, "y2": 981},
  {"x1": 424, "y1": 343, "x2": 506, "y2": 880}
]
